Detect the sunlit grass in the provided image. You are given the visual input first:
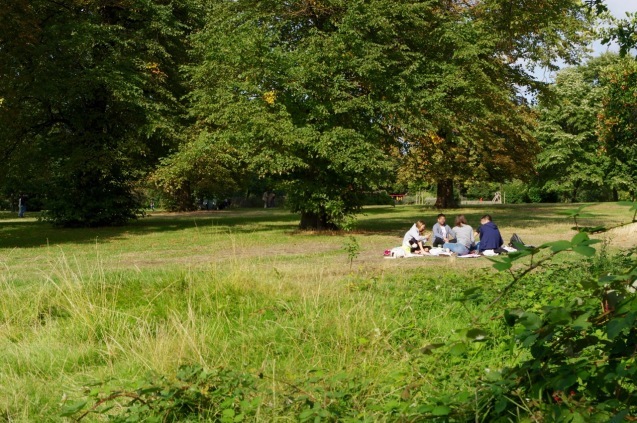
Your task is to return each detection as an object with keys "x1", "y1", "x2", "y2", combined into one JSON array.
[{"x1": 0, "y1": 202, "x2": 634, "y2": 421}]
